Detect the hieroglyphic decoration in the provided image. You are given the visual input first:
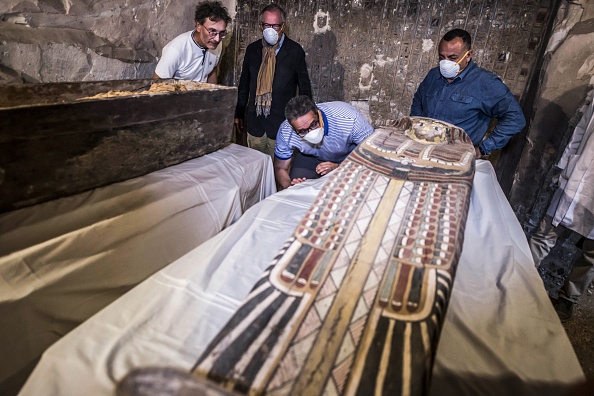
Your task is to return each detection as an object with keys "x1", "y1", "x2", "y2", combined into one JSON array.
[
  {"x1": 231, "y1": 1, "x2": 554, "y2": 124},
  {"x1": 192, "y1": 117, "x2": 475, "y2": 395}
]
